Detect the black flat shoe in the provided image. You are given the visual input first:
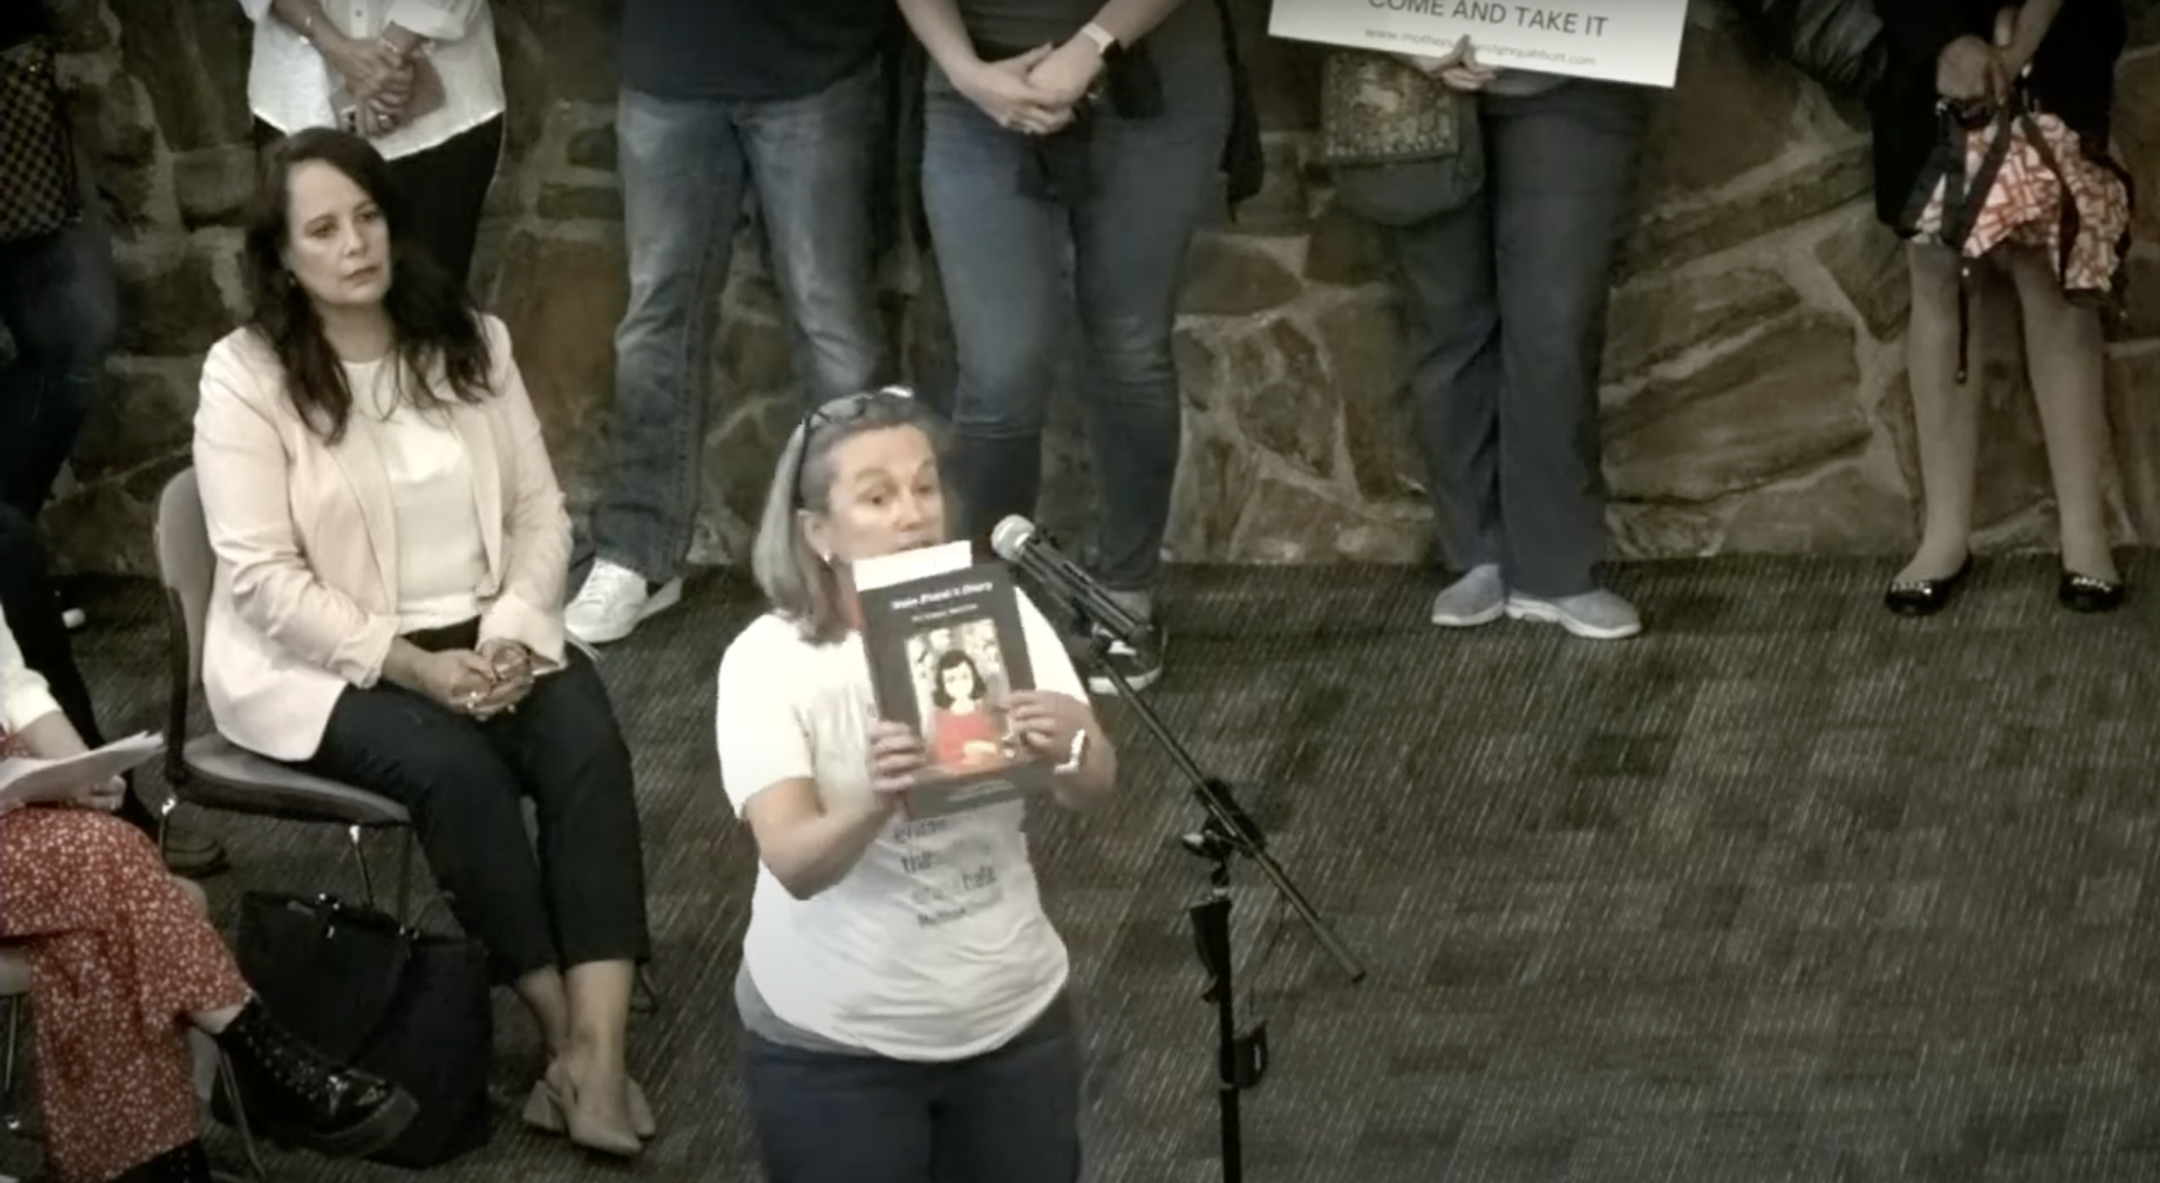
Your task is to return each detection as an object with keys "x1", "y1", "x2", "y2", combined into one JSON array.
[
  {"x1": 1885, "y1": 555, "x2": 1972, "y2": 617},
  {"x1": 2059, "y1": 571, "x2": 2126, "y2": 613}
]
